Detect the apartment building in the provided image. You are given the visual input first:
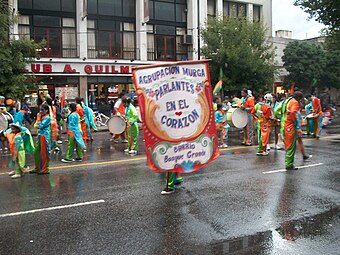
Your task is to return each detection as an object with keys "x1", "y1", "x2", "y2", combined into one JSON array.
[{"x1": 8, "y1": 0, "x2": 272, "y2": 110}]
